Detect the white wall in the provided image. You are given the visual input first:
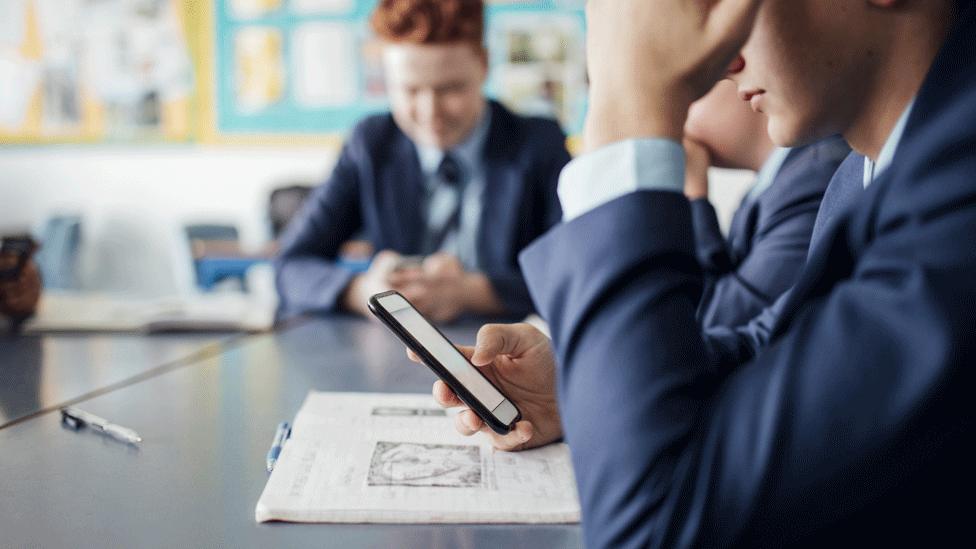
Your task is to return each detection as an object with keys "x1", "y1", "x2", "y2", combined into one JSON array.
[
  {"x1": 0, "y1": 145, "x2": 754, "y2": 295},
  {"x1": 0, "y1": 145, "x2": 335, "y2": 295}
]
